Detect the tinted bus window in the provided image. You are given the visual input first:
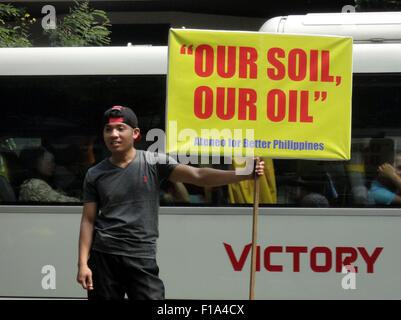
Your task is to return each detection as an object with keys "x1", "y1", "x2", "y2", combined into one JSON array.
[
  {"x1": 1, "y1": 73, "x2": 400, "y2": 208},
  {"x1": 0, "y1": 75, "x2": 166, "y2": 204},
  {"x1": 274, "y1": 73, "x2": 401, "y2": 208}
]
